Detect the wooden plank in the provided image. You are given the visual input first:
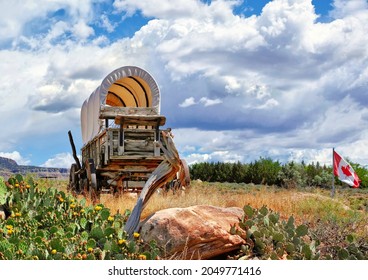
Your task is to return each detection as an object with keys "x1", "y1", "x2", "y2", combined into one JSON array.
[
  {"x1": 122, "y1": 151, "x2": 155, "y2": 157},
  {"x1": 124, "y1": 139, "x2": 154, "y2": 152},
  {"x1": 115, "y1": 115, "x2": 166, "y2": 127},
  {"x1": 124, "y1": 129, "x2": 155, "y2": 138},
  {"x1": 108, "y1": 155, "x2": 163, "y2": 161},
  {"x1": 101, "y1": 166, "x2": 158, "y2": 173},
  {"x1": 105, "y1": 158, "x2": 164, "y2": 170},
  {"x1": 100, "y1": 107, "x2": 158, "y2": 119}
]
